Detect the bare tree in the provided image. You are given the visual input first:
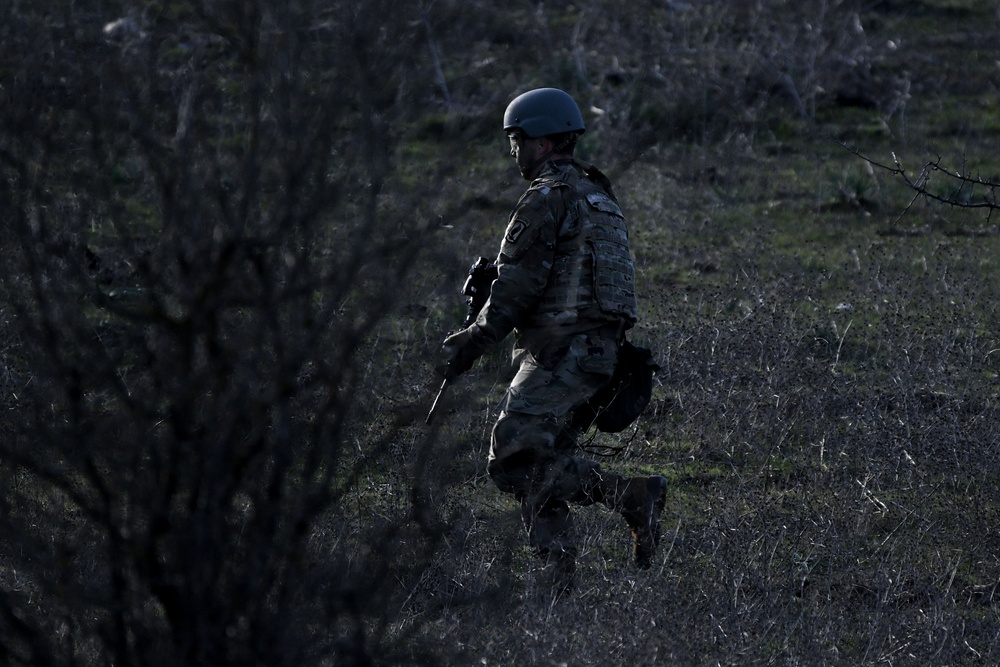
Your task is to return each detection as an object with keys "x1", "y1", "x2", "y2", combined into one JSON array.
[{"x1": 0, "y1": 1, "x2": 459, "y2": 665}]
